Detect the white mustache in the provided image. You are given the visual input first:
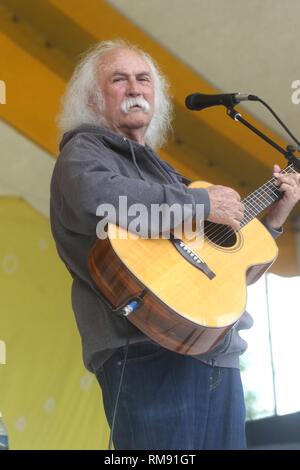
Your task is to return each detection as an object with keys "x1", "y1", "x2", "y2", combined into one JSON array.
[{"x1": 121, "y1": 97, "x2": 150, "y2": 114}]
